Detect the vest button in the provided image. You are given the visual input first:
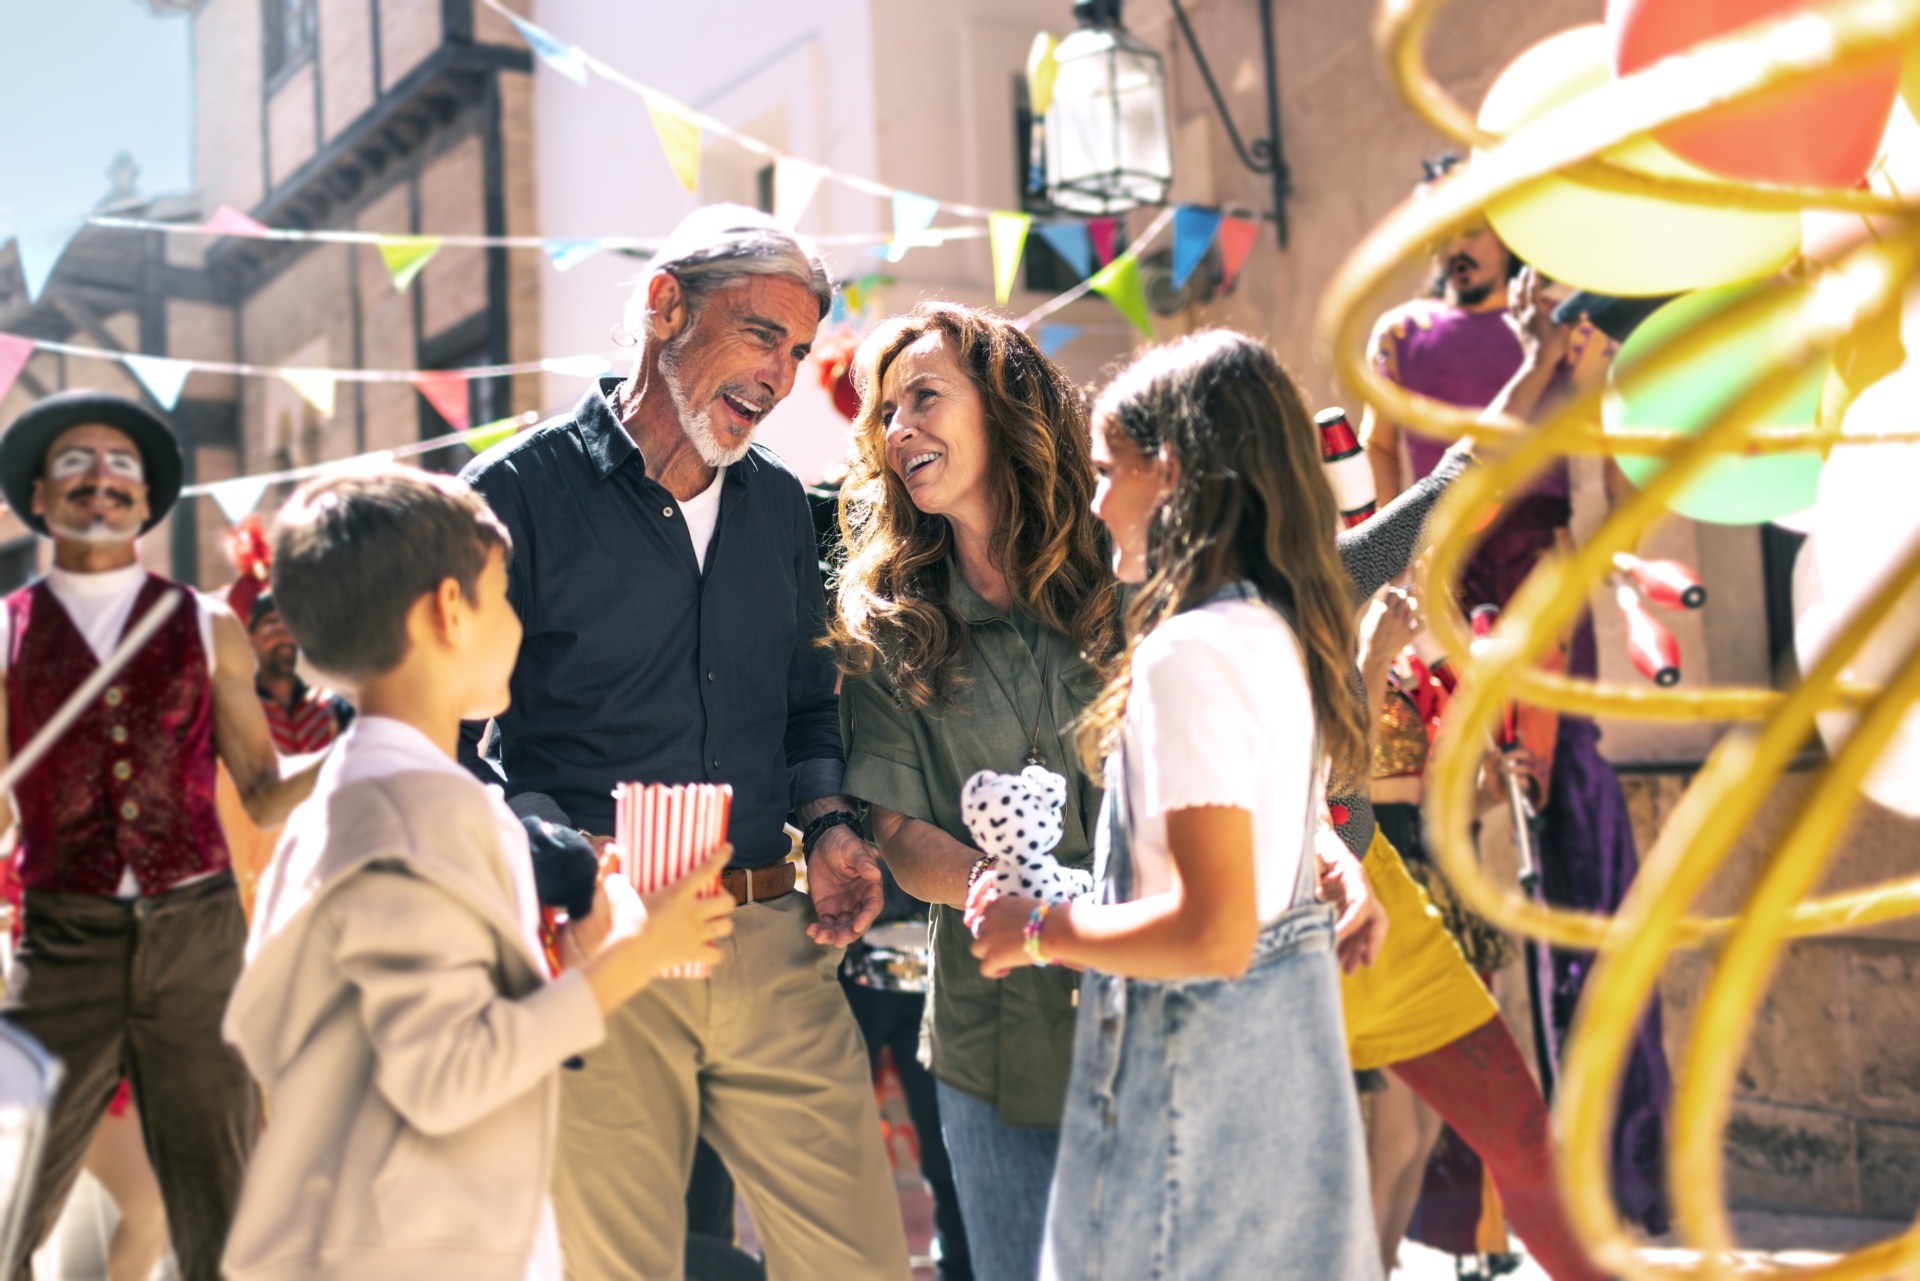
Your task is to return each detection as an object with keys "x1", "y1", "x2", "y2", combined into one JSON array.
[
  {"x1": 110, "y1": 726, "x2": 128, "y2": 744},
  {"x1": 119, "y1": 800, "x2": 139, "y2": 821},
  {"x1": 112, "y1": 761, "x2": 132, "y2": 782},
  {"x1": 104, "y1": 687, "x2": 123, "y2": 707}
]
